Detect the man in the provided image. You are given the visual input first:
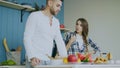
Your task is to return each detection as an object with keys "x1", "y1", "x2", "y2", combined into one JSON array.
[{"x1": 24, "y1": 0, "x2": 67, "y2": 67}]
